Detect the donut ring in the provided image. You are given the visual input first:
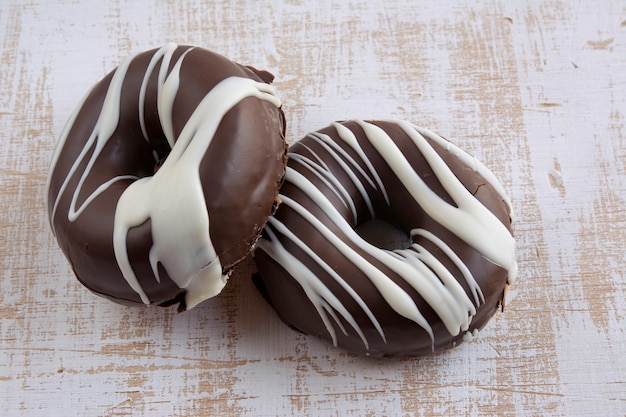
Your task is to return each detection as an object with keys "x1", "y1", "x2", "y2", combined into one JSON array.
[
  {"x1": 47, "y1": 43, "x2": 287, "y2": 311},
  {"x1": 254, "y1": 120, "x2": 517, "y2": 357}
]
